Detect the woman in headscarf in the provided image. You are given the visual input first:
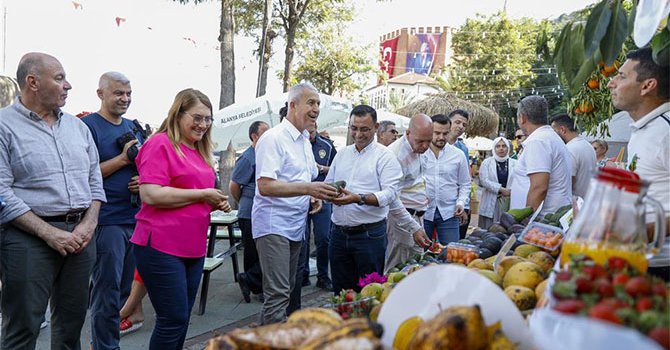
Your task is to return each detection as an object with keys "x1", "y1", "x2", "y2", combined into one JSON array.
[{"x1": 478, "y1": 137, "x2": 517, "y2": 229}]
